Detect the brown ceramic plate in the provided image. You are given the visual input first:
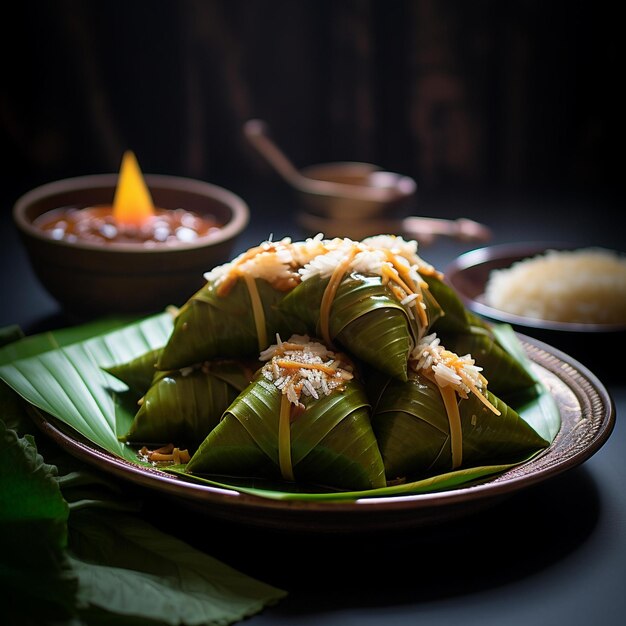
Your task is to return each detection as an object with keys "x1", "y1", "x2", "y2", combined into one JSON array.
[
  {"x1": 31, "y1": 334, "x2": 614, "y2": 533},
  {"x1": 445, "y1": 242, "x2": 626, "y2": 372}
]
